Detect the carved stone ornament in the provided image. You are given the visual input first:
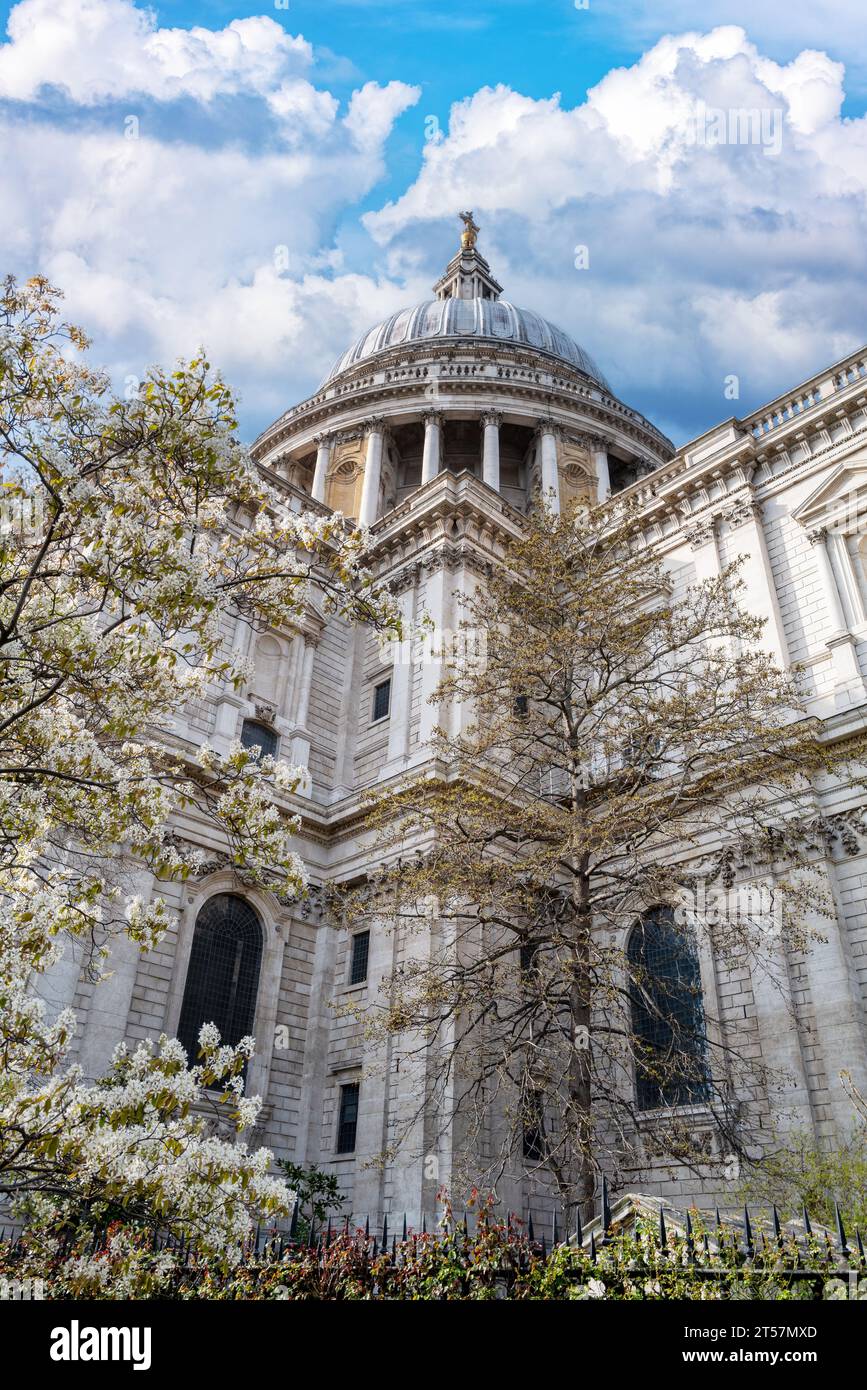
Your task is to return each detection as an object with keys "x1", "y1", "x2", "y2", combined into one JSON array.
[{"x1": 686, "y1": 520, "x2": 717, "y2": 550}]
